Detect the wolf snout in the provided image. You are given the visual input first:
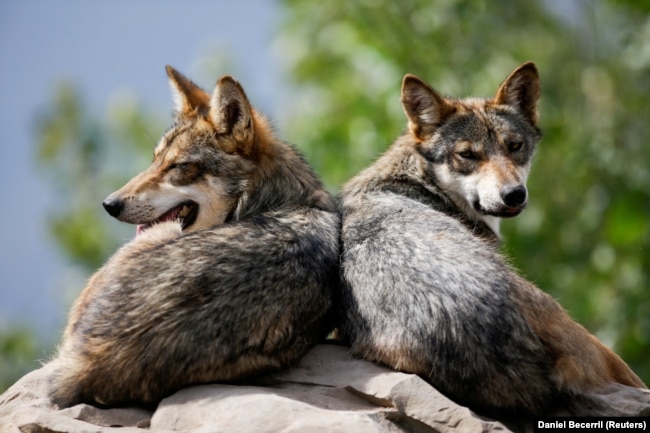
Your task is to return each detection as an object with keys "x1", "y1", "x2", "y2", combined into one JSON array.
[
  {"x1": 103, "y1": 197, "x2": 124, "y2": 218},
  {"x1": 501, "y1": 185, "x2": 527, "y2": 208}
]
